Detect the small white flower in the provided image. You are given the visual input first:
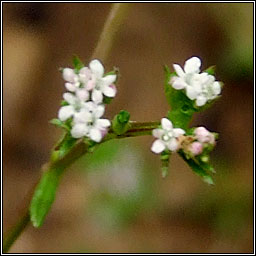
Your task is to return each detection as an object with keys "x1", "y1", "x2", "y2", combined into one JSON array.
[
  {"x1": 58, "y1": 92, "x2": 88, "y2": 121},
  {"x1": 170, "y1": 57, "x2": 201, "y2": 90},
  {"x1": 151, "y1": 118, "x2": 185, "y2": 154},
  {"x1": 88, "y1": 60, "x2": 117, "y2": 104},
  {"x1": 169, "y1": 57, "x2": 222, "y2": 107},
  {"x1": 71, "y1": 102, "x2": 111, "y2": 142},
  {"x1": 63, "y1": 67, "x2": 92, "y2": 92}
]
